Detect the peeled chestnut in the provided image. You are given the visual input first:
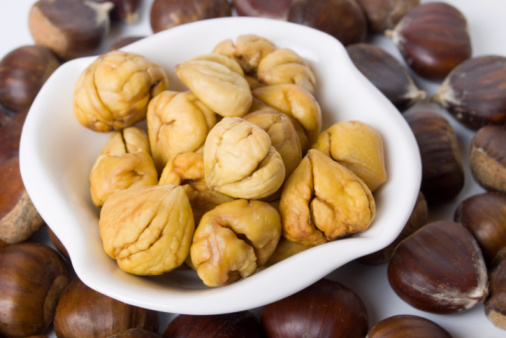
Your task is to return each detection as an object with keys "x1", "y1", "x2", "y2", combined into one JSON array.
[
  {"x1": 347, "y1": 43, "x2": 426, "y2": 112},
  {"x1": 359, "y1": 191, "x2": 427, "y2": 265},
  {"x1": 485, "y1": 259, "x2": 506, "y2": 330},
  {"x1": 388, "y1": 221, "x2": 488, "y2": 314},
  {"x1": 405, "y1": 111, "x2": 464, "y2": 206},
  {"x1": 28, "y1": 0, "x2": 113, "y2": 60},
  {"x1": 433, "y1": 56, "x2": 506, "y2": 130},
  {"x1": 469, "y1": 126, "x2": 506, "y2": 192},
  {"x1": 288, "y1": 0, "x2": 367, "y2": 46},
  {"x1": 0, "y1": 243, "x2": 70, "y2": 338},
  {"x1": 54, "y1": 277, "x2": 159, "y2": 337},
  {"x1": 233, "y1": 0, "x2": 293, "y2": 19},
  {"x1": 368, "y1": 314, "x2": 451, "y2": 338},
  {"x1": 163, "y1": 311, "x2": 264, "y2": 337},
  {"x1": 0, "y1": 45, "x2": 60, "y2": 113},
  {"x1": 356, "y1": 0, "x2": 419, "y2": 33},
  {"x1": 150, "y1": 0, "x2": 232, "y2": 33},
  {"x1": 454, "y1": 191, "x2": 506, "y2": 266},
  {"x1": 386, "y1": 2, "x2": 472, "y2": 81},
  {"x1": 262, "y1": 278, "x2": 369, "y2": 337},
  {"x1": 88, "y1": 0, "x2": 142, "y2": 24}
]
